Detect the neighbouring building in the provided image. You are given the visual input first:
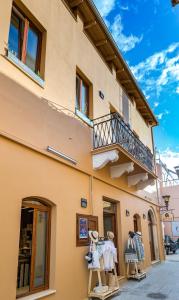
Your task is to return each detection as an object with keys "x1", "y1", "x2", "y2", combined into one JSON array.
[
  {"x1": 0, "y1": 1, "x2": 164, "y2": 300},
  {"x1": 156, "y1": 158, "x2": 179, "y2": 240}
]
